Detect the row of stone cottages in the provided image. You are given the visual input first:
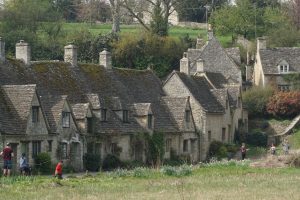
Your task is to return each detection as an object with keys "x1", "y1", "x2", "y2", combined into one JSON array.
[{"x1": 0, "y1": 33, "x2": 248, "y2": 172}]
